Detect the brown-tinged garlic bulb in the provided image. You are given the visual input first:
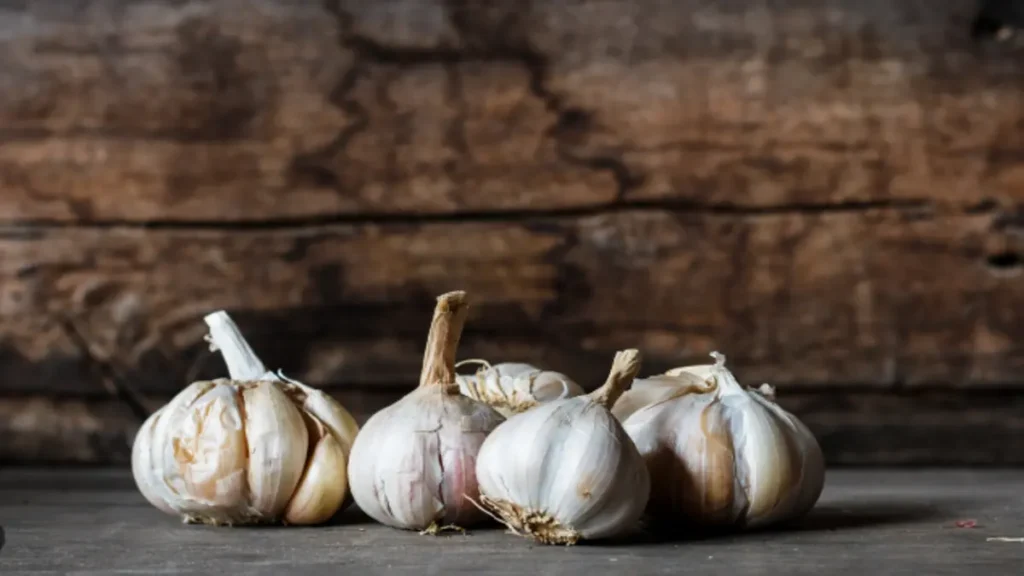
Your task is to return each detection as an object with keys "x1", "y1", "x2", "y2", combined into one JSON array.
[
  {"x1": 474, "y1": 349, "x2": 651, "y2": 545},
  {"x1": 131, "y1": 311, "x2": 359, "y2": 526},
  {"x1": 455, "y1": 360, "x2": 584, "y2": 417},
  {"x1": 346, "y1": 291, "x2": 505, "y2": 532},
  {"x1": 617, "y1": 352, "x2": 825, "y2": 530}
]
